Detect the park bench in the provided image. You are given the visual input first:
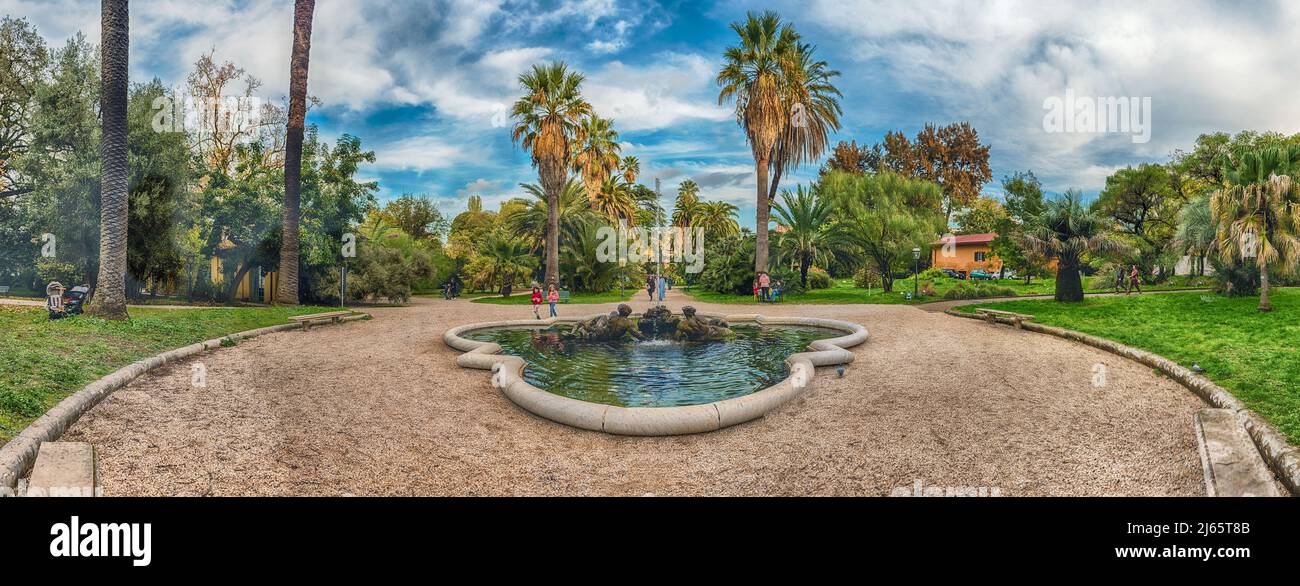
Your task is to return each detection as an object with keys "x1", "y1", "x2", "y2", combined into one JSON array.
[
  {"x1": 0, "y1": 285, "x2": 10, "y2": 297},
  {"x1": 975, "y1": 308, "x2": 1034, "y2": 329},
  {"x1": 559, "y1": 290, "x2": 571, "y2": 303},
  {"x1": 288, "y1": 310, "x2": 355, "y2": 330}
]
